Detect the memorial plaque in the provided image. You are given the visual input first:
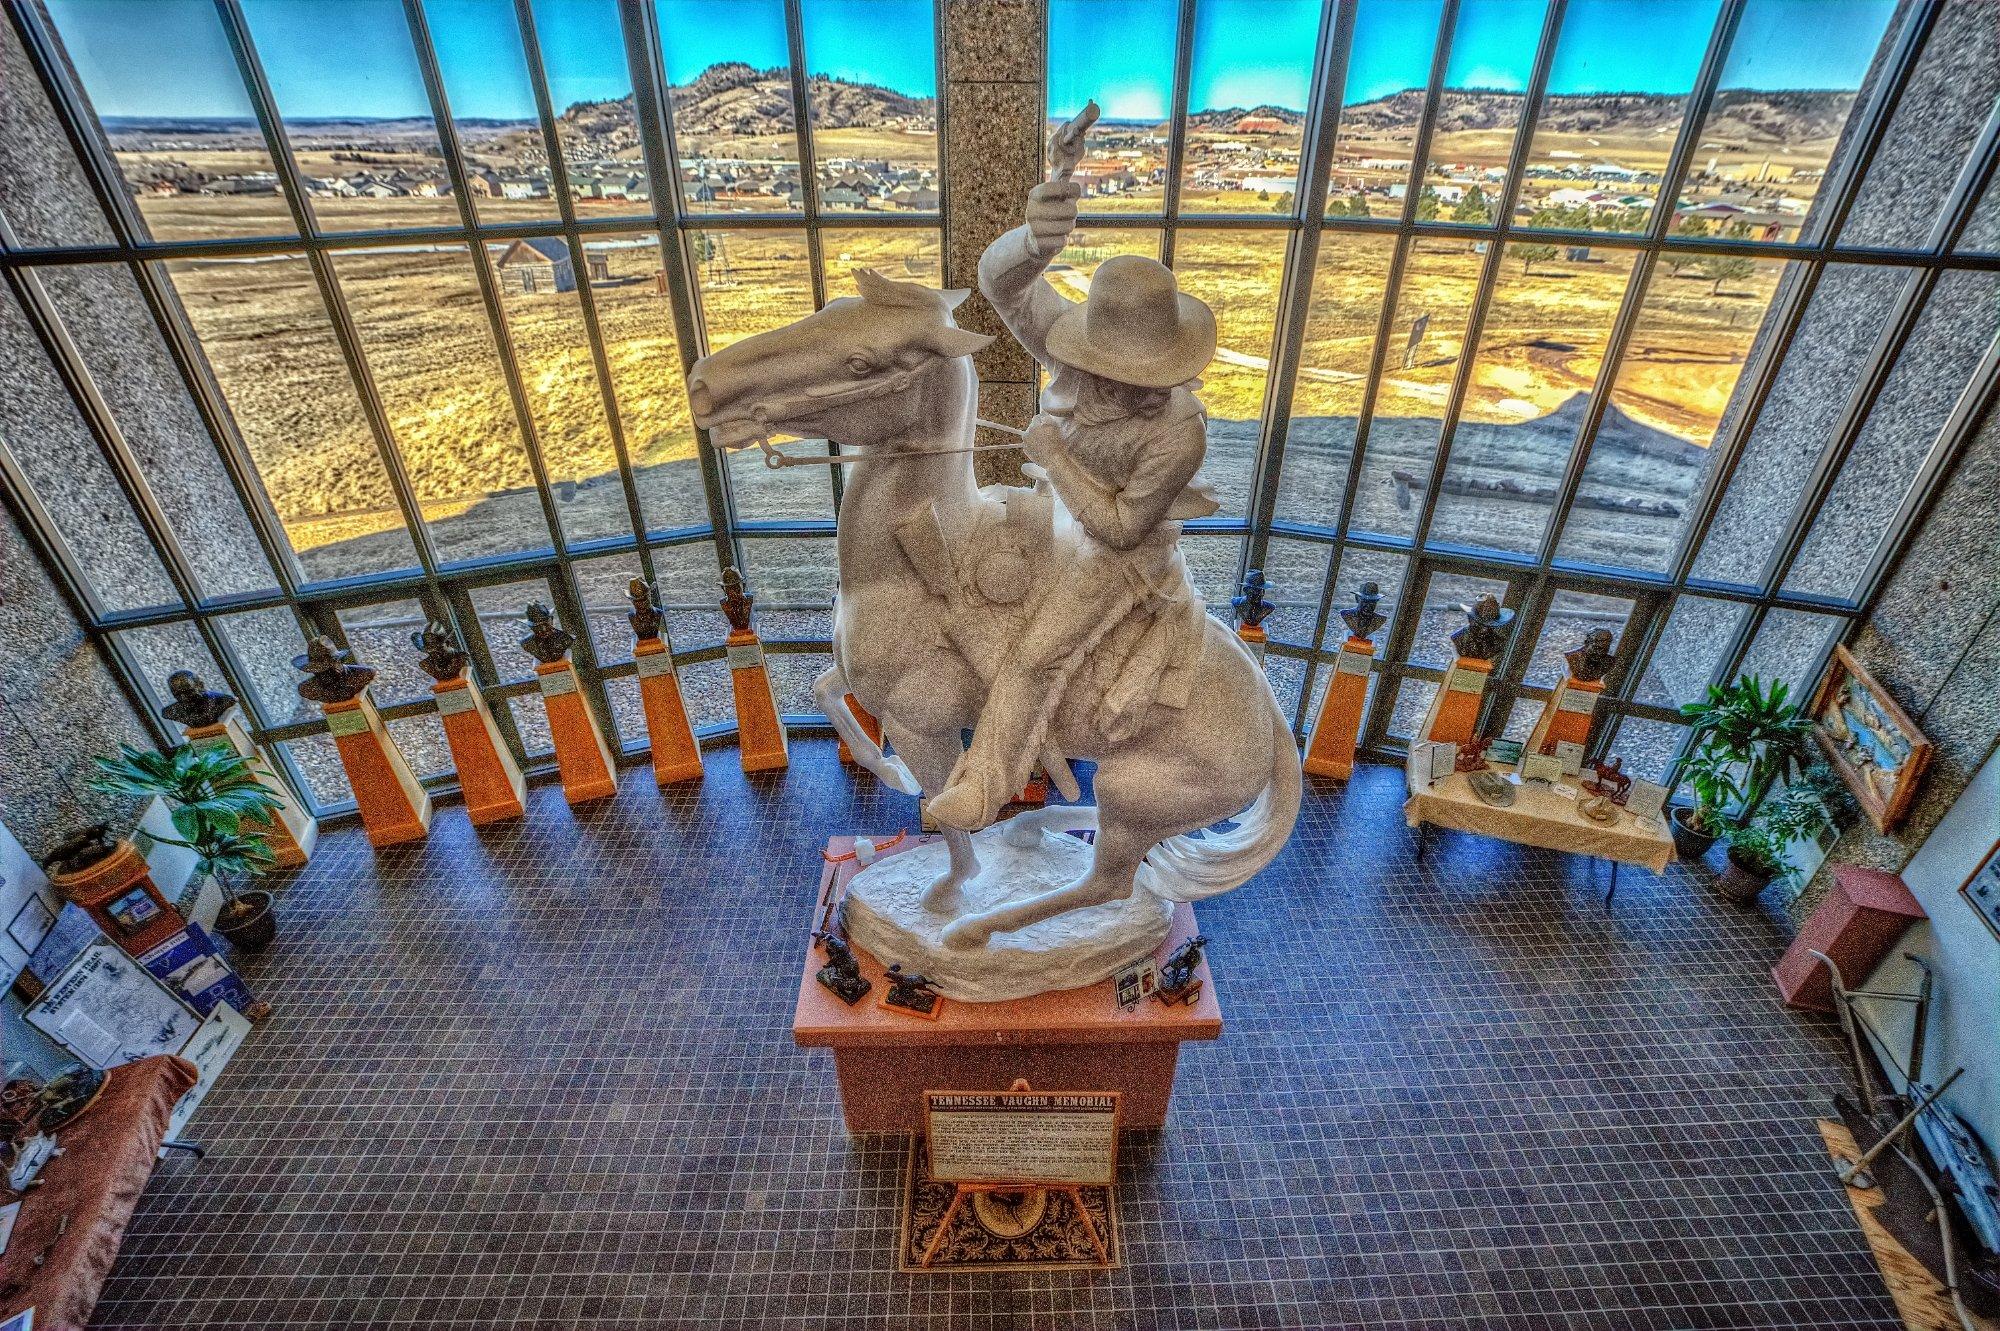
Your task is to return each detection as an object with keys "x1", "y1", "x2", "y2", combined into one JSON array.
[
  {"x1": 1625, "y1": 778, "x2": 1668, "y2": 823},
  {"x1": 435, "y1": 685, "x2": 477, "y2": 716},
  {"x1": 1521, "y1": 753, "x2": 1563, "y2": 785},
  {"x1": 538, "y1": 669, "x2": 578, "y2": 697},
  {"x1": 325, "y1": 706, "x2": 372, "y2": 737},
  {"x1": 1447, "y1": 667, "x2": 1486, "y2": 694},
  {"x1": 726, "y1": 641, "x2": 765, "y2": 670},
  {"x1": 924, "y1": 1089, "x2": 1120, "y2": 1186},
  {"x1": 635, "y1": 650, "x2": 676, "y2": 679},
  {"x1": 1335, "y1": 649, "x2": 1372, "y2": 677},
  {"x1": 1557, "y1": 687, "x2": 1598, "y2": 715},
  {"x1": 1554, "y1": 739, "x2": 1586, "y2": 776}
]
